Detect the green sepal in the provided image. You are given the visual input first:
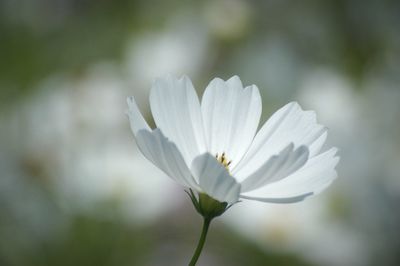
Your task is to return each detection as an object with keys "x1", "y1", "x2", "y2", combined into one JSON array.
[
  {"x1": 185, "y1": 189, "x2": 201, "y2": 213},
  {"x1": 186, "y1": 190, "x2": 230, "y2": 219},
  {"x1": 198, "y1": 193, "x2": 228, "y2": 219}
]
